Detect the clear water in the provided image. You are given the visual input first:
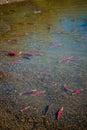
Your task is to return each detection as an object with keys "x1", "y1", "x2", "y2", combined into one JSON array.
[{"x1": 0, "y1": 0, "x2": 87, "y2": 128}]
